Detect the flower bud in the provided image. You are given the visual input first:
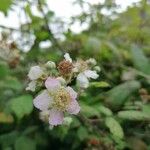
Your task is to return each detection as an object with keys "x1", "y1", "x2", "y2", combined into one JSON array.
[
  {"x1": 63, "y1": 117, "x2": 73, "y2": 126},
  {"x1": 28, "y1": 66, "x2": 44, "y2": 80},
  {"x1": 87, "y1": 58, "x2": 97, "y2": 66},
  {"x1": 45, "y1": 61, "x2": 56, "y2": 69},
  {"x1": 94, "y1": 66, "x2": 101, "y2": 72}
]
